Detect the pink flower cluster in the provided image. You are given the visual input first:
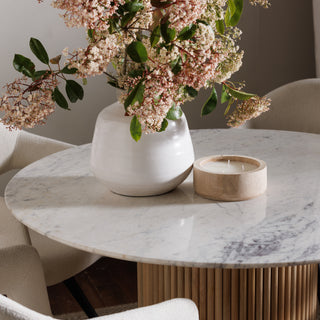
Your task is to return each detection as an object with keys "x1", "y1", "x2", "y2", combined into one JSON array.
[
  {"x1": 67, "y1": 35, "x2": 120, "y2": 78},
  {"x1": 227, "y1": 96, "x2": 271, "y2": 127},
  {"x1": 164, "y1": 0, "x2": 207, "y2": 31},
  {"x1": 51, "y1": 0, "x2": 125, "y2": 30},
  {"x1": 122, "y1": 23, "x2": 227, "y2": 131},
  {"x1": 125, "y1": 69, "x2": 181, "y2": 133},
  {"x1": 176, "y1": 47, "x2": 224, "y2": 90},
  {"x1": 0, "y1": 76, "x2": 58, "y2": 130},
  {"x1": 124, "y1": 47, "x2": 225, "y2": 132}
]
